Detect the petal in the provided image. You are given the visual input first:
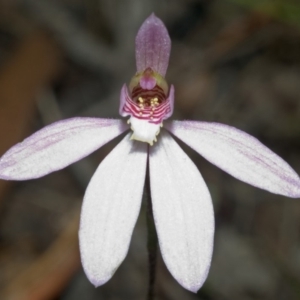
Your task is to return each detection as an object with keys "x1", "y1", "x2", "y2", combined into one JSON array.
[
  {"x1": 149, "y1": 131, "x2": 214, "y2": 292},
  {"x1": 135, "y1": 13, "x2": 171, "y2": 76},
  {"x1": 166, "y1": 121, "x2": 300, "y2": 198},
  {"x1": 0, "y1": 118, "x2": 127, "y2": 180},
  {"x1": 163, "y1": 84, "x2": 175, "y2": 120},
  {"x1": 79, "y1": 134, "x2": 147, "y2": 286},
  {"x1": 119, "y1": 84, "x2": 130, "y2": 117}
]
